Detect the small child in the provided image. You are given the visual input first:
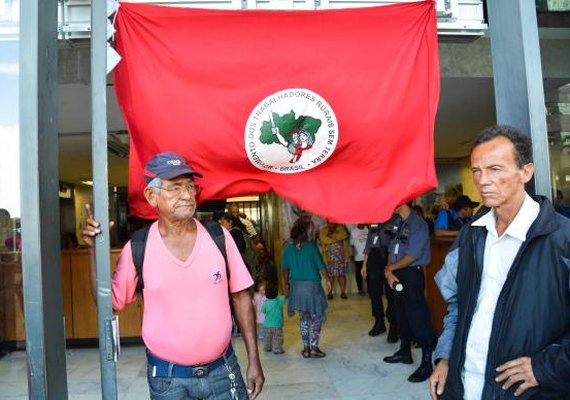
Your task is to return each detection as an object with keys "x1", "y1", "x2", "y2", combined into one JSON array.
[
  {"x1": 252, "y1": 283, "x2": 267, "y2": 340},
  {"x1": 261, "y1": 283, "x2": 286, "y2": 354}
]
